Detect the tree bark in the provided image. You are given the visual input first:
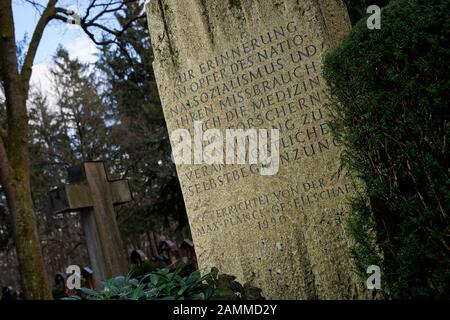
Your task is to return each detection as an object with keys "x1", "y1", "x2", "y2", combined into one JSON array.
[
  {"x1": 0, "y1": 0, "x2": 52, "y2": 299},
  {"x1": 146, "y1": 230, "x2": 159, "y2": 257}
]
